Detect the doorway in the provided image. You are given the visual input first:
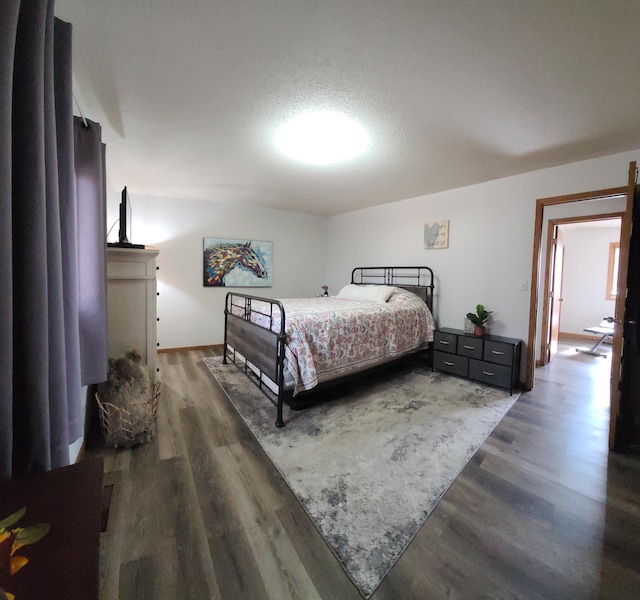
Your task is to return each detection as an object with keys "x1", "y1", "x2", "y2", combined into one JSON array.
[
  {"x1": 539, "y1": 215, "x2": 623, "y2": 367},
  {"x1": 525, "y1": 185, "x2": 631, "y2": 450},
  {"x1": 526, "y1": 160, "x2": 640, "y2": 452},
  {"x1": 525, "y1": 186, "x2": 627, "y2": 391}
]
